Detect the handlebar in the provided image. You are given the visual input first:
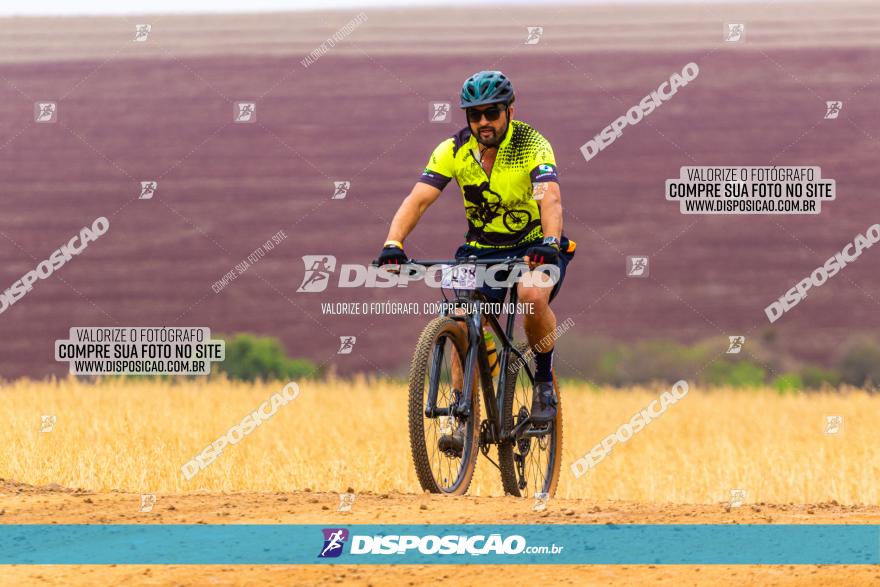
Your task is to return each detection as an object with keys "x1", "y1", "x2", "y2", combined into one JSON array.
[{"x1": 371, "y1": 255, "x2": 526, "y2": 267}]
